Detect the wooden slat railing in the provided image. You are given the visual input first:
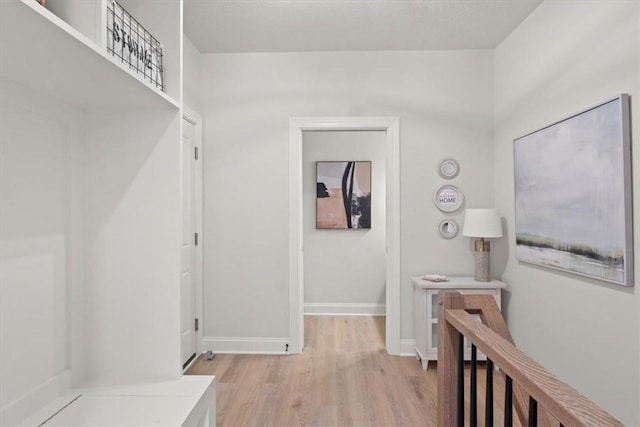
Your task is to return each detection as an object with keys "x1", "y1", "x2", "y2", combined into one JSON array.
[{"x1": 437, "y1": 291, "x2": 624, "y2": 427}]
